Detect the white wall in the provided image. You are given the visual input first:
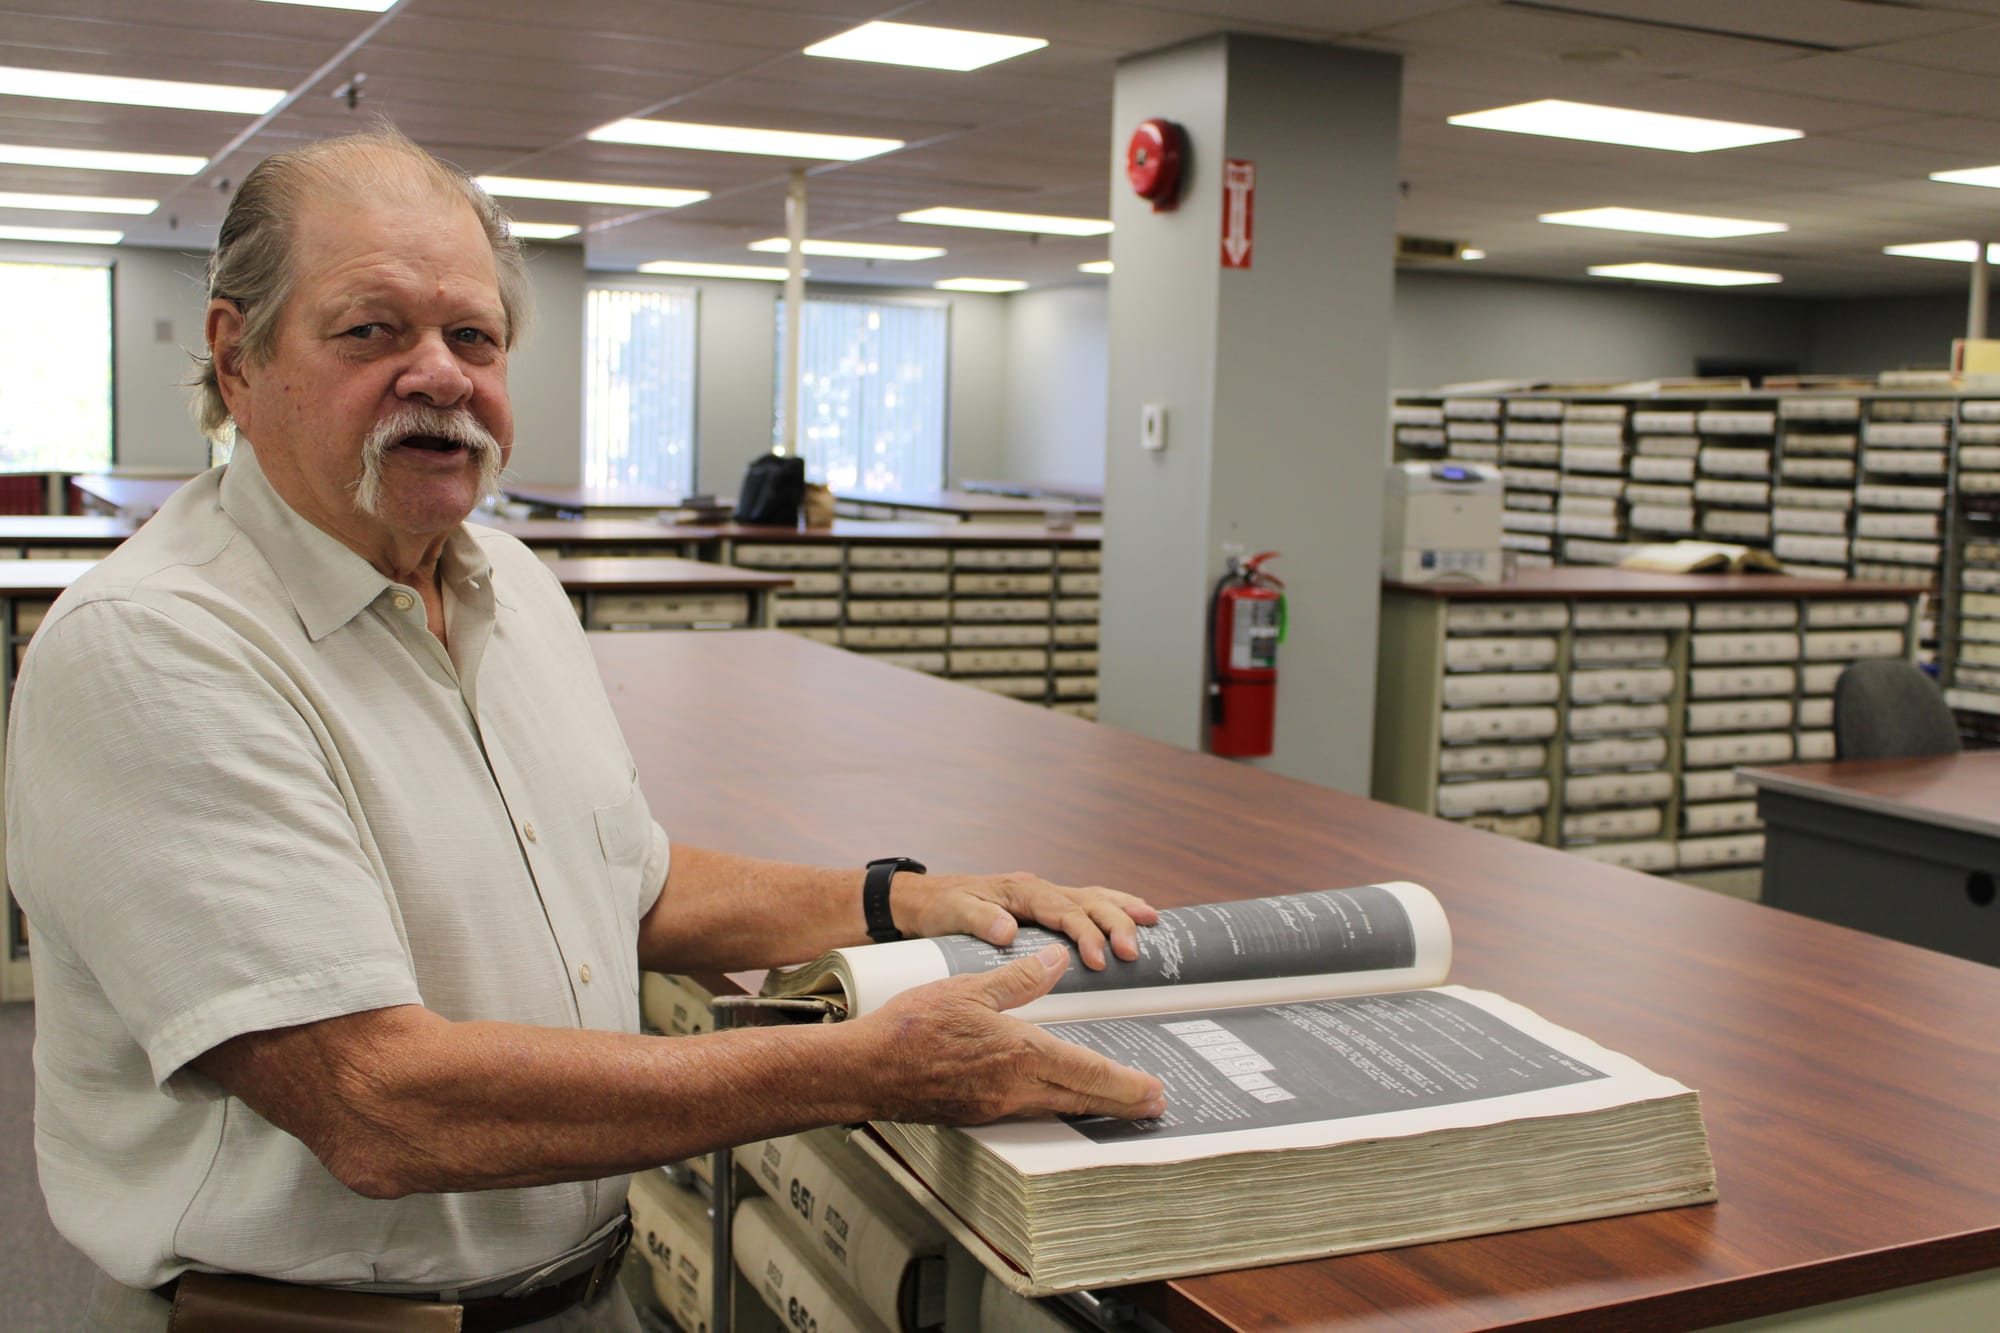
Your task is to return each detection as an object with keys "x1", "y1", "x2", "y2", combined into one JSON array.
[
  {"x1": 1388, "y1": 269, "x2": 1813, "y2": 389},
  {"x1": 1002, "y1": 284, "x2": 1108, "y2": 490},
  {"x1": 1807, "y1": 293, "x2": 1965, "y2": 375}
]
